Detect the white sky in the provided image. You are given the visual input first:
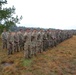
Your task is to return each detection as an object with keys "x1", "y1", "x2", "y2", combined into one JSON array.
[{"x1": 5, "y1": 0, "x2": 76, "y2": 29}]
